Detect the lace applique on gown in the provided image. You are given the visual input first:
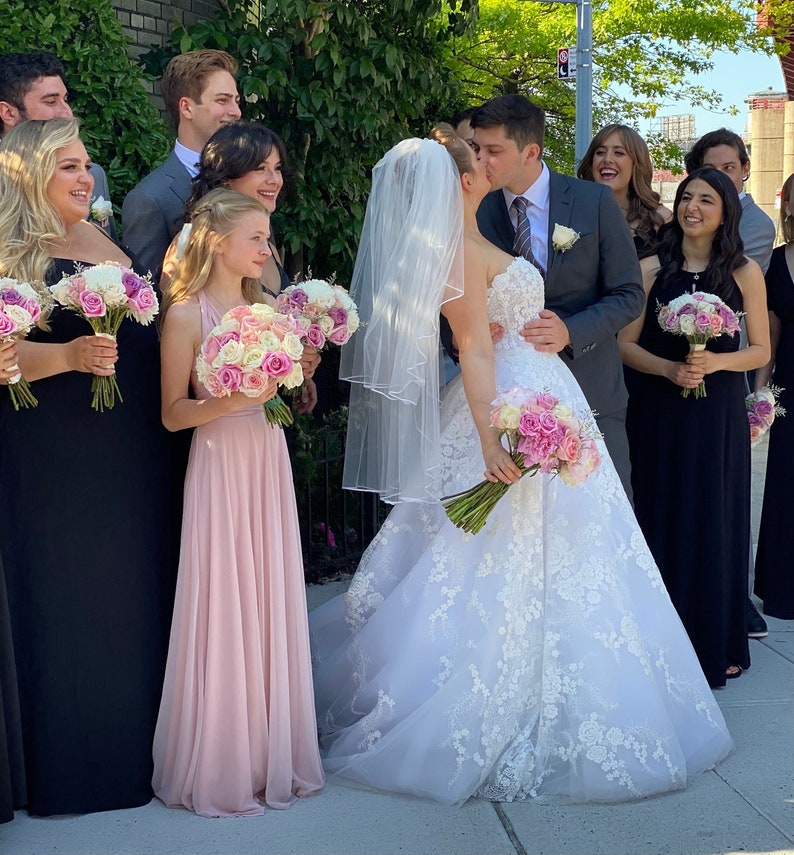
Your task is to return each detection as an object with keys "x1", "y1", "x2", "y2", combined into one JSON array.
[{"x1": 311, "y1": 257, "x2": 732, "y2": 806}]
